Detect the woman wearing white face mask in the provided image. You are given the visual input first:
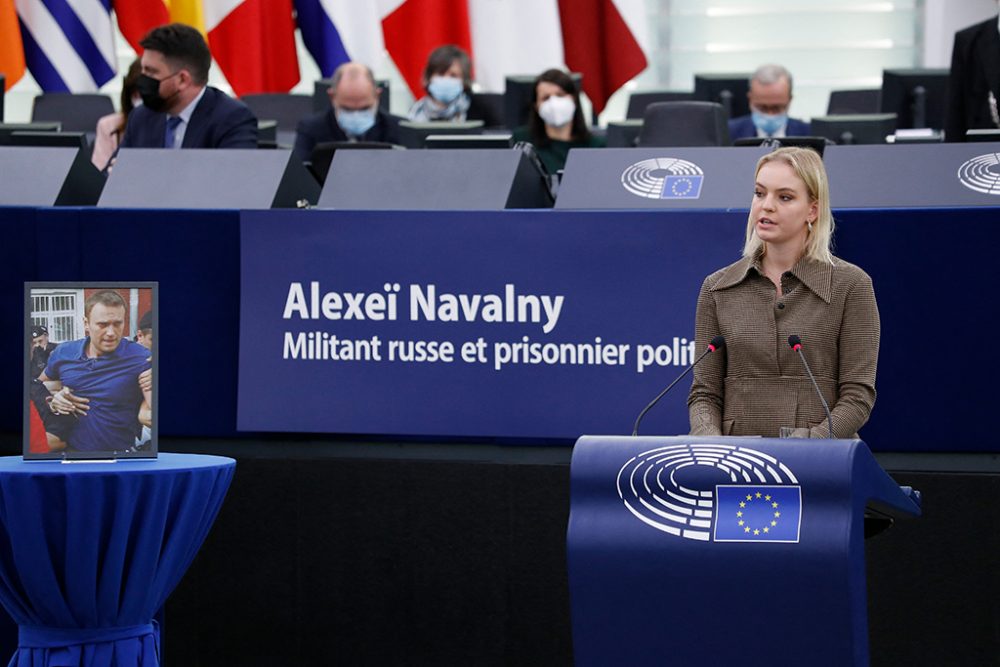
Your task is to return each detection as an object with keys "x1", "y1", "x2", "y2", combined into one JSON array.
[
  {"x1": 408, "y1": 44, "x2": 501, "y2": 127},
  {"x1": 512, "y1": 69, "x2": 605, "y2": 174}
]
